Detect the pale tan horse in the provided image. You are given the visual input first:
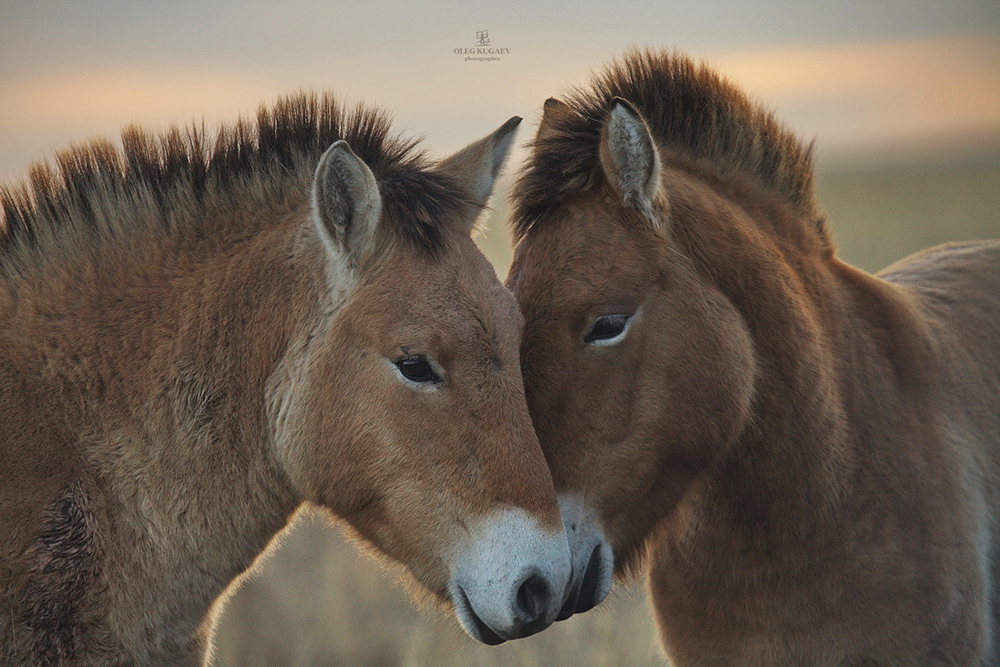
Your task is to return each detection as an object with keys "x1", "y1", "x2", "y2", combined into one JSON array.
[
  {"x1": 507, "y1": 50, "x2": 1000, "y2": 666},
  {"x1": 0, "y1": 94, "x2": 573, "y2": 666}
]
